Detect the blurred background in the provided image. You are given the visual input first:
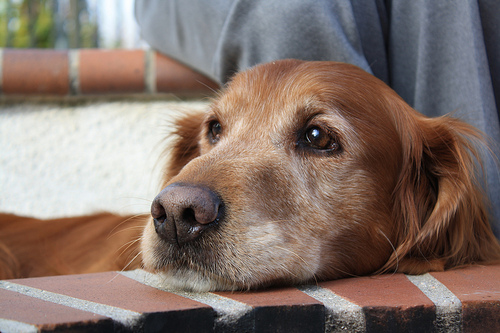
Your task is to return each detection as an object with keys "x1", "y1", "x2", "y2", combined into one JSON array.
[{"x1": 0, "y1": 0, "x2": 145, "y2": 49}]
